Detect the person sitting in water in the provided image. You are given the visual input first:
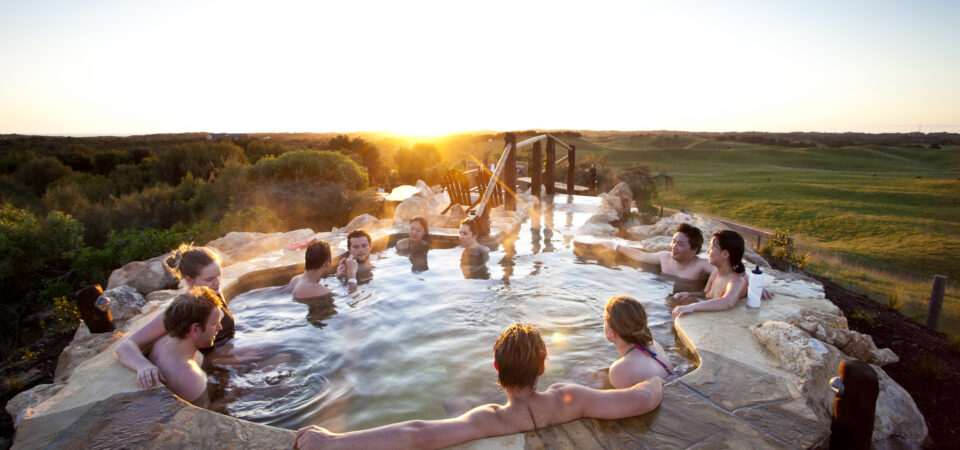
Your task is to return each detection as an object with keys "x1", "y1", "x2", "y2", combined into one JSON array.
[
  {"x1": 336, "y1": 229, "x2": 374, "y2": 286},
  {"x1": 396, "y1": 217, "x2": 430, "y2": 255},
  {"x1": 289, "y1": 239, "x2": 335, "y2": 300},
  {"x1": 604, "y1": 296, "x2": 673, "y2": 388},
  {"x1": 672, "y1": 230, "x2": 749, "y2": 319},
  {"x1": 294, "y1": 323, "x2": 664, "y2": 450},
  {"x1": 146, "y1": 287, "x2": 223, "y2": 408},
  {"x1": 458, "y1": 217, "x2": 490, "y2": 279},
  {"x1": 397, "y1": 217, "x2": 430, "y2": 271},
  {"x1": 117, "y1": 244, "x2": 253, "y2": 389},
  {"x1": 602, "y1": 223, "x2": 713, "y2": 284}
]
